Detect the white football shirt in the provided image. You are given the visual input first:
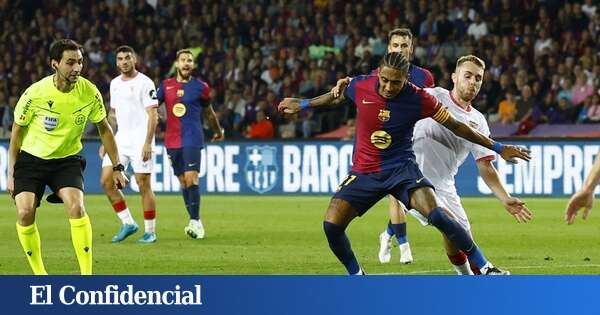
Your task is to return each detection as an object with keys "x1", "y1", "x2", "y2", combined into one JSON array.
[
  {"x1": 413, "y1": 87, "x2": 495, "y2": 193},
  {"x1": 109, "y1": 72, "x2": 158, "y2": 155}
]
